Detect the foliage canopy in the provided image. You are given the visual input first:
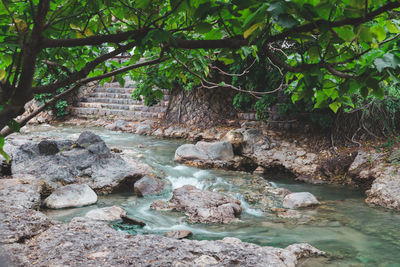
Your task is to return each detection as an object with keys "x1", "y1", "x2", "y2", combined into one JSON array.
[{"x1": 0, "y1": 0, "x2": 399, "y2": 149}]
